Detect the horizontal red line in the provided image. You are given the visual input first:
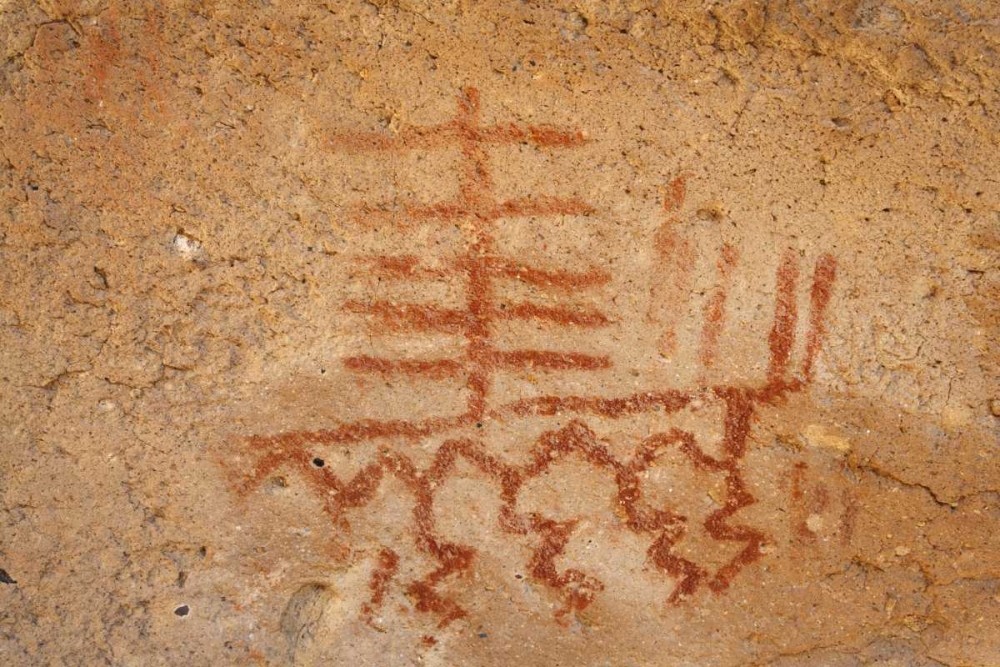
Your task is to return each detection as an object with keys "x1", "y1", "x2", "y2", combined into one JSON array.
[
  {"x1": 362, "y1": 255, "x2": 610, "y2": 290},
  {"x1": 499, "y1": 303, "x2": 609, "y2": 327},
  {"x1": 405, "y1": 201, "x2": 471, "y2": 222},
  {"x1": 345, "y1": 300, "x2": 609, "y2": 330},
  {"x1": 489, "y1": 350, "x2": 611, "y2": 371},
  {"x1": 294, "y1": 415, "x2": 472, "y2": 445},
  {"x1": 493, "y1": 391, "x2": 694, "y2": 418},
  {"x1": 488, "y1": 259, "x2": 610, "y2": 289},
  {"x1": 245, "y1": 389, "x2": 706, "y2": 450},
  {"x1": 361, "y1": 255, "x2": 447, "y2": 279},
  {"x1": 327, "y1": 122, "x2": 587, "y2": 154},
  {"x1": 343, "y1": 355, "x2": 464, "y2": 379},
  {"x1": 473, "y1": 123, "x2": 587, "y2": 147},
  {"x1": 352, "y1": 196, "x2": 595, "y2": 226},
  {"x1": 344, "y1": 301, "x2": 470, "y2": 333},
  {"x1": 494, "y1": 195, "x2": 596, "y2": 218}
]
